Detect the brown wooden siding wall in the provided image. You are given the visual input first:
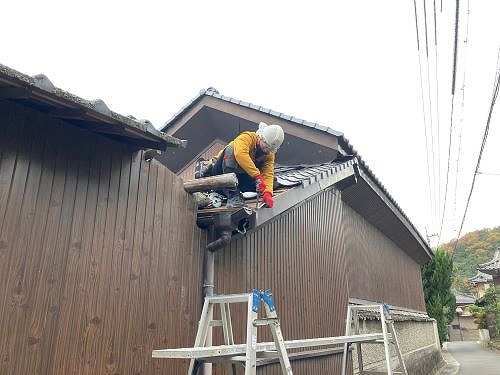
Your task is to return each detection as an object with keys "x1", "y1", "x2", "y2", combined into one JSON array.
[
  {"x1": 0, "y1": 100, "x2": 205, "y2": 374},
  {"x1": 343, "y1": 203, "x2": 426, "y2": 311},
  {"x1": 212, "y1": 189, "x2": 349, "y2": 375}
]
